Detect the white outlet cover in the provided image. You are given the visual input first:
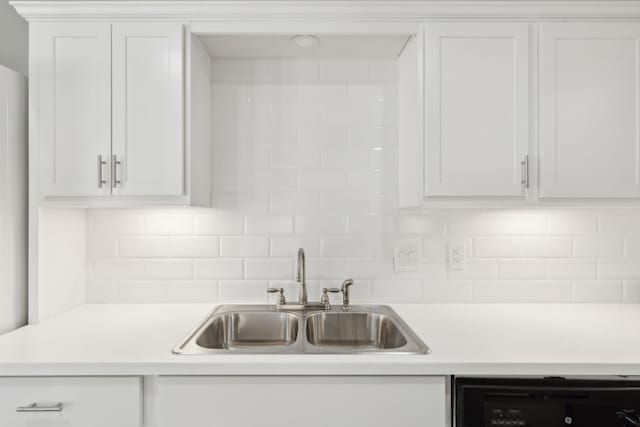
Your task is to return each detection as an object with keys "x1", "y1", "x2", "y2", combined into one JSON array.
[{"x1": 448, "y1": 244, "x2": 465, "y2": 271}]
